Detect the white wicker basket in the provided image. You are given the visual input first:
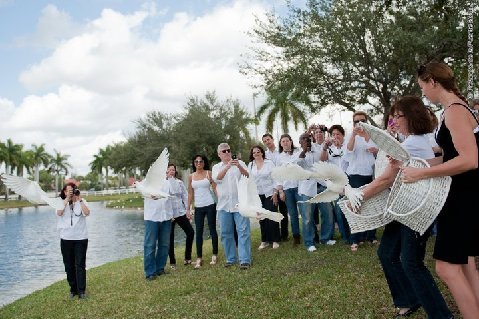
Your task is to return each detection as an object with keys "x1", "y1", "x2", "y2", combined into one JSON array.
[
  {"x1": 339, "y1": 187, "x2": 392, "y2": 233},
  {"x1": 386, "y1": 157, "x2": 451, "y2": 235},
  {"x1": 359, "y1": 122, "x2": 452, "y2": 235}
]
